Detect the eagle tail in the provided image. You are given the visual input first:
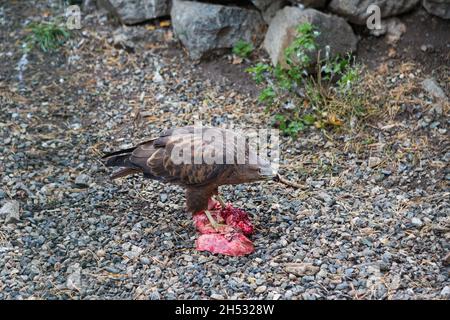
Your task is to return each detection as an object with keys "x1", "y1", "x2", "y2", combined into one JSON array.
[
  {"x1": 102, "y1": 148, "x2": 142, "y2": 179},
  {"x1": 102, "y1": 153, "x2": 133, "y2": 167}
]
